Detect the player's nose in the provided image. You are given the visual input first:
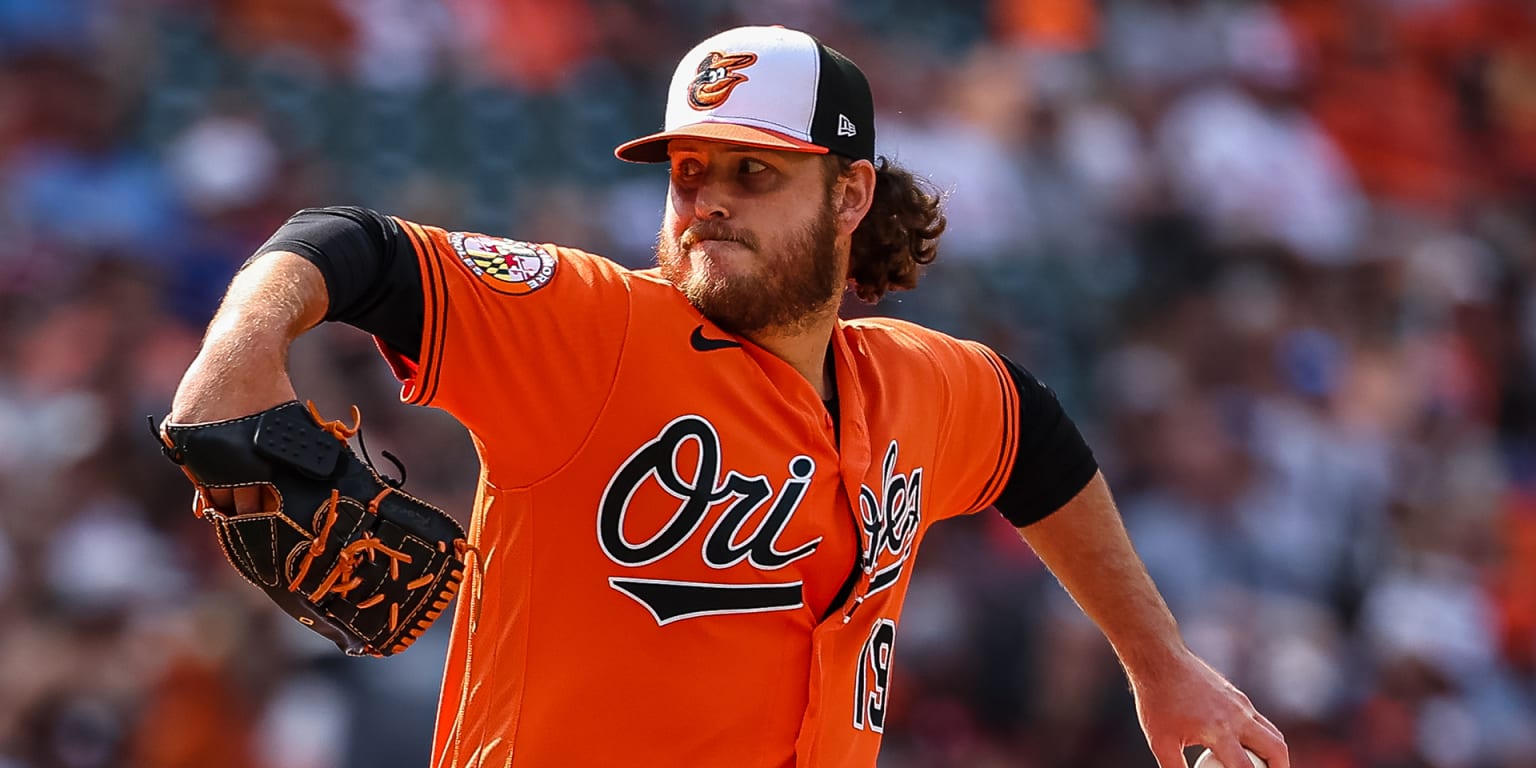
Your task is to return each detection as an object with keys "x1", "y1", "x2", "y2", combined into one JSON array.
[{"x1": 692, "y1": 181, "x2": 731, "y2": 220}]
